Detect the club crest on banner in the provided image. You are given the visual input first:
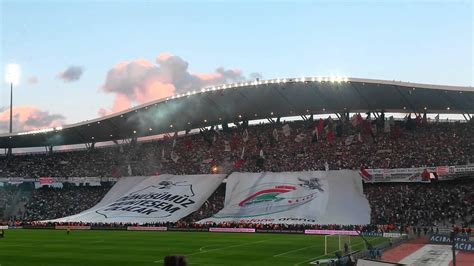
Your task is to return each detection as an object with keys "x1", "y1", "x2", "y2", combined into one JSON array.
[{"x1": 214, "y1": 176, "x2": 325, "y2": 218}]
